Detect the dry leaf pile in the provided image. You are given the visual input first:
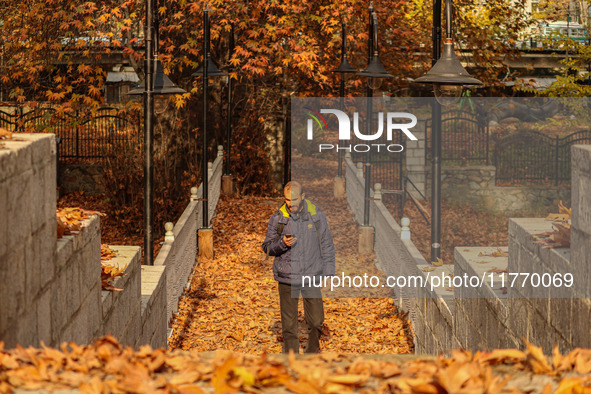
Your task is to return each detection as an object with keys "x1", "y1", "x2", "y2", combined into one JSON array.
[
  {"x1": 56, "y1": 207, "x2": 89, "y2": 238},
  {"x1": 100, "y1": 245, "x2": 125, "y2": 292},
  {"x1": 387, "y1": 197, "x2": 510, "y2": 265},
  {"x1": 0, "y1": 127, "x2": 13, "y2": 140},
  {"x1": 1, "y1": 336, "x2": 591, "y2": 392},
  {"x1": 56, "y1": 207, "x2": 103, "y2": 239},
  {"x1": 101, "y1": 244, "x2": 117, "y2": 261},
  {"x1": 534, "y1": 201, "x2": 572, "y2": 249}
]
